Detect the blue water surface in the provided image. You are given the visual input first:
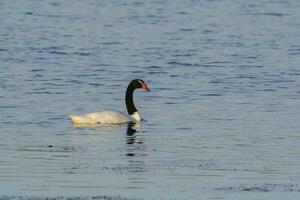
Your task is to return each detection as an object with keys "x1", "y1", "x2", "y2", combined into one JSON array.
[{"x1": 0, "y1": 0, "x2": 300, "y2": 199}]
